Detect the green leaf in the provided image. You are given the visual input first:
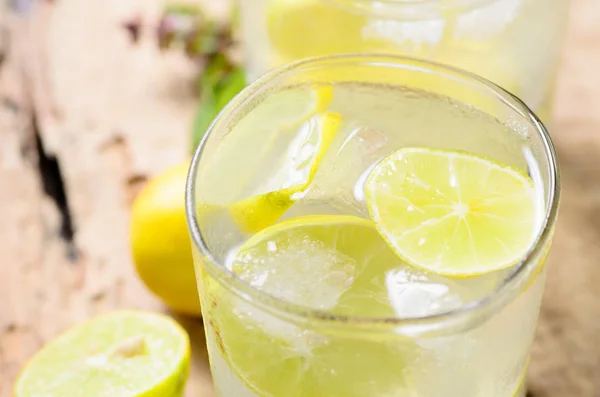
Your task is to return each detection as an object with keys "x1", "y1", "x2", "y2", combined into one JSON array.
[
  {"x1": 164, "y1": 3, "x2": 203, "y2": 17},
  {"x1": 166, "y1": 1, "x2": 246, "y2": 152},
  {"x1": 191, "y1": 91, "x2": 218, "y2": 151},
  {"x1": 215, "y1": 66, "x2": 246, "y2": 110},
  {"x1": 198, "y1": 53, "x2": 229, "y2": 93},
  {"x1": 191, "y1": 61, "x2": 247, "y2": 151},
  {"x1": 187, "y1": 27, "x2": 219, "y2": 56}
]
